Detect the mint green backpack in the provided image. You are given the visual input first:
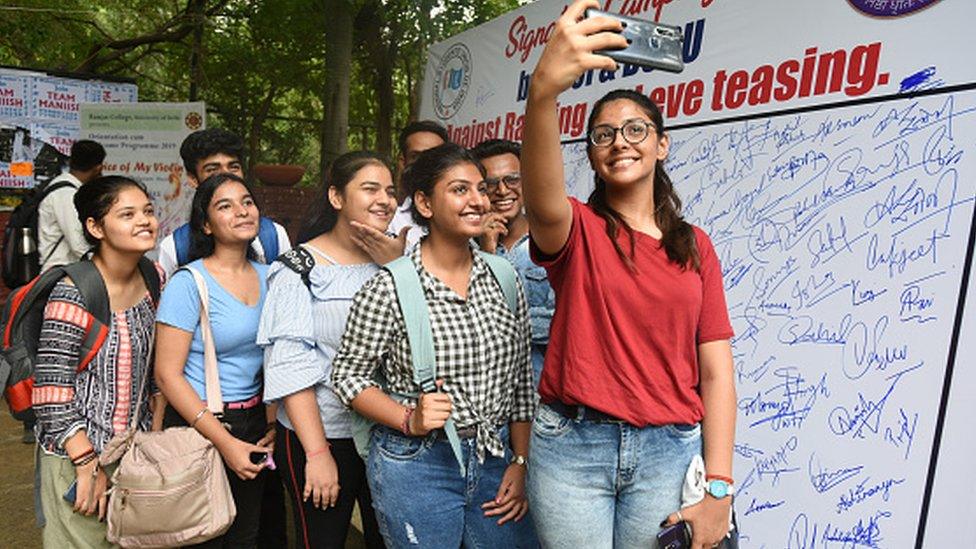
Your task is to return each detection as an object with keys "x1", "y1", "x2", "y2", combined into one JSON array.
[{"x1": 350, "y1": 251, "x2": 519, "y2": 476}]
